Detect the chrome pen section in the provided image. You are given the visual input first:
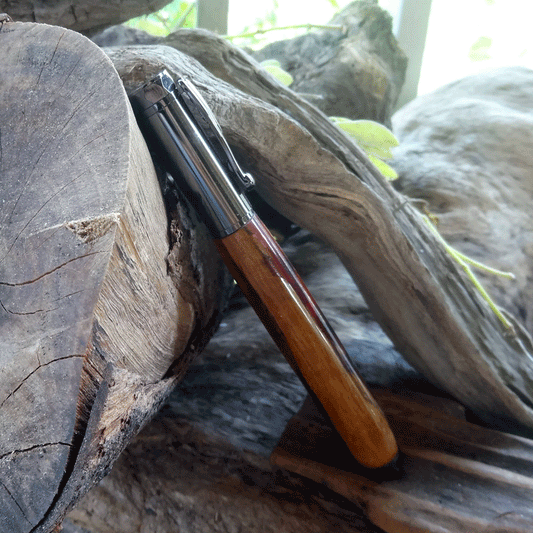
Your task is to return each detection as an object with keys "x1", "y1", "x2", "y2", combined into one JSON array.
[{"x1": 129, "y1": 70, "x2": 255, "y2": 238}]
